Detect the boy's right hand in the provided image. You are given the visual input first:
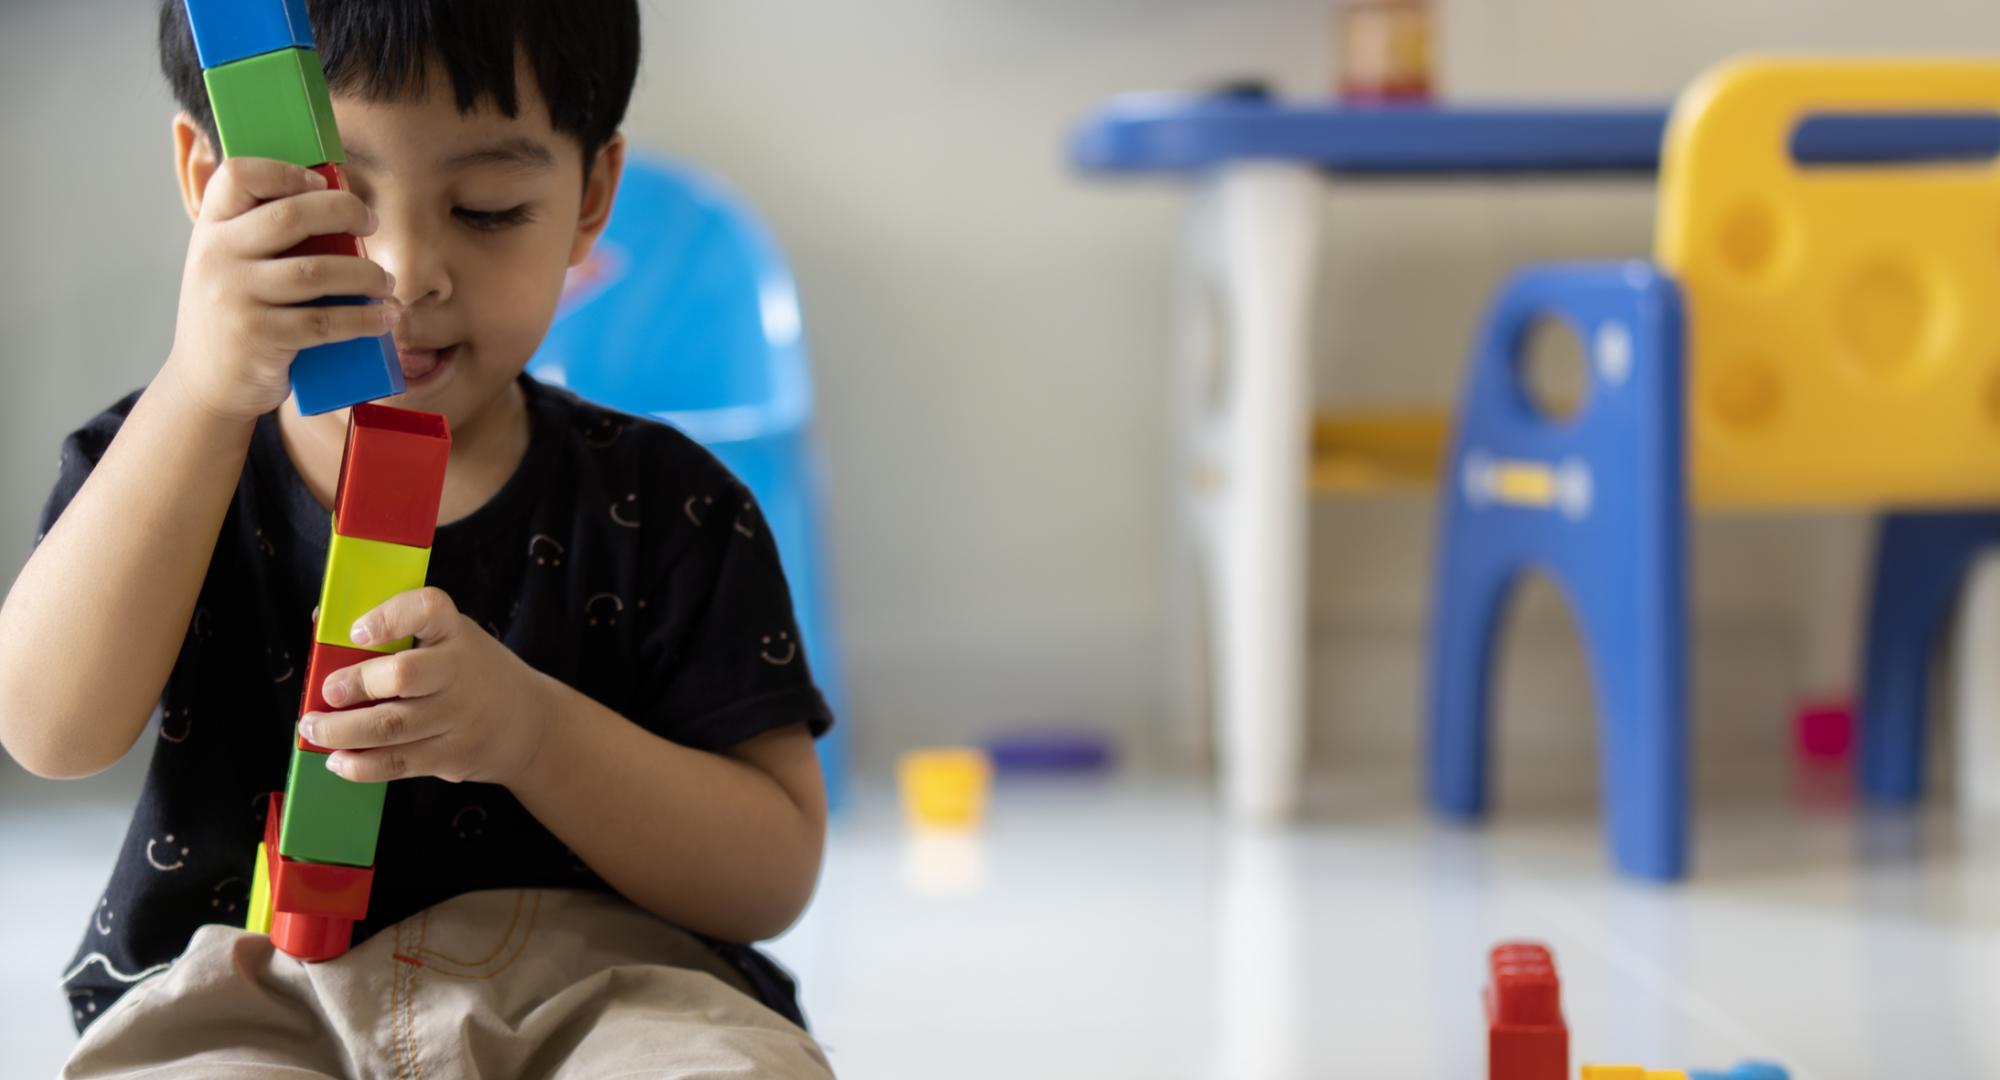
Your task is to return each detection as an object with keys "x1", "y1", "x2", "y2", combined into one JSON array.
[{"x1": 162, "y1": 158, "x2": 401, "y2": 423}]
